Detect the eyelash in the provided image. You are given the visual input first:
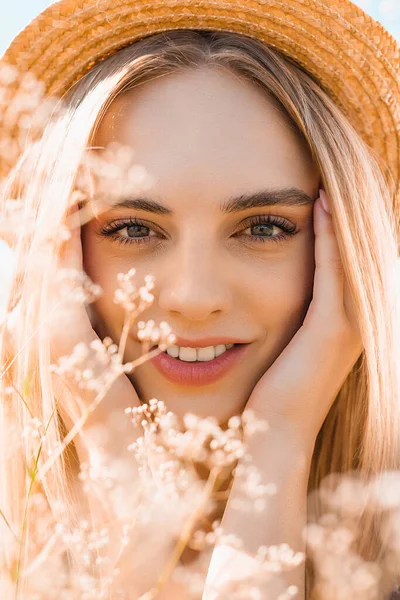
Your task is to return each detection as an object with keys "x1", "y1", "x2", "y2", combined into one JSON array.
[{"x1": 99, "y1": 215, "x2": 299, "y2": 247}]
